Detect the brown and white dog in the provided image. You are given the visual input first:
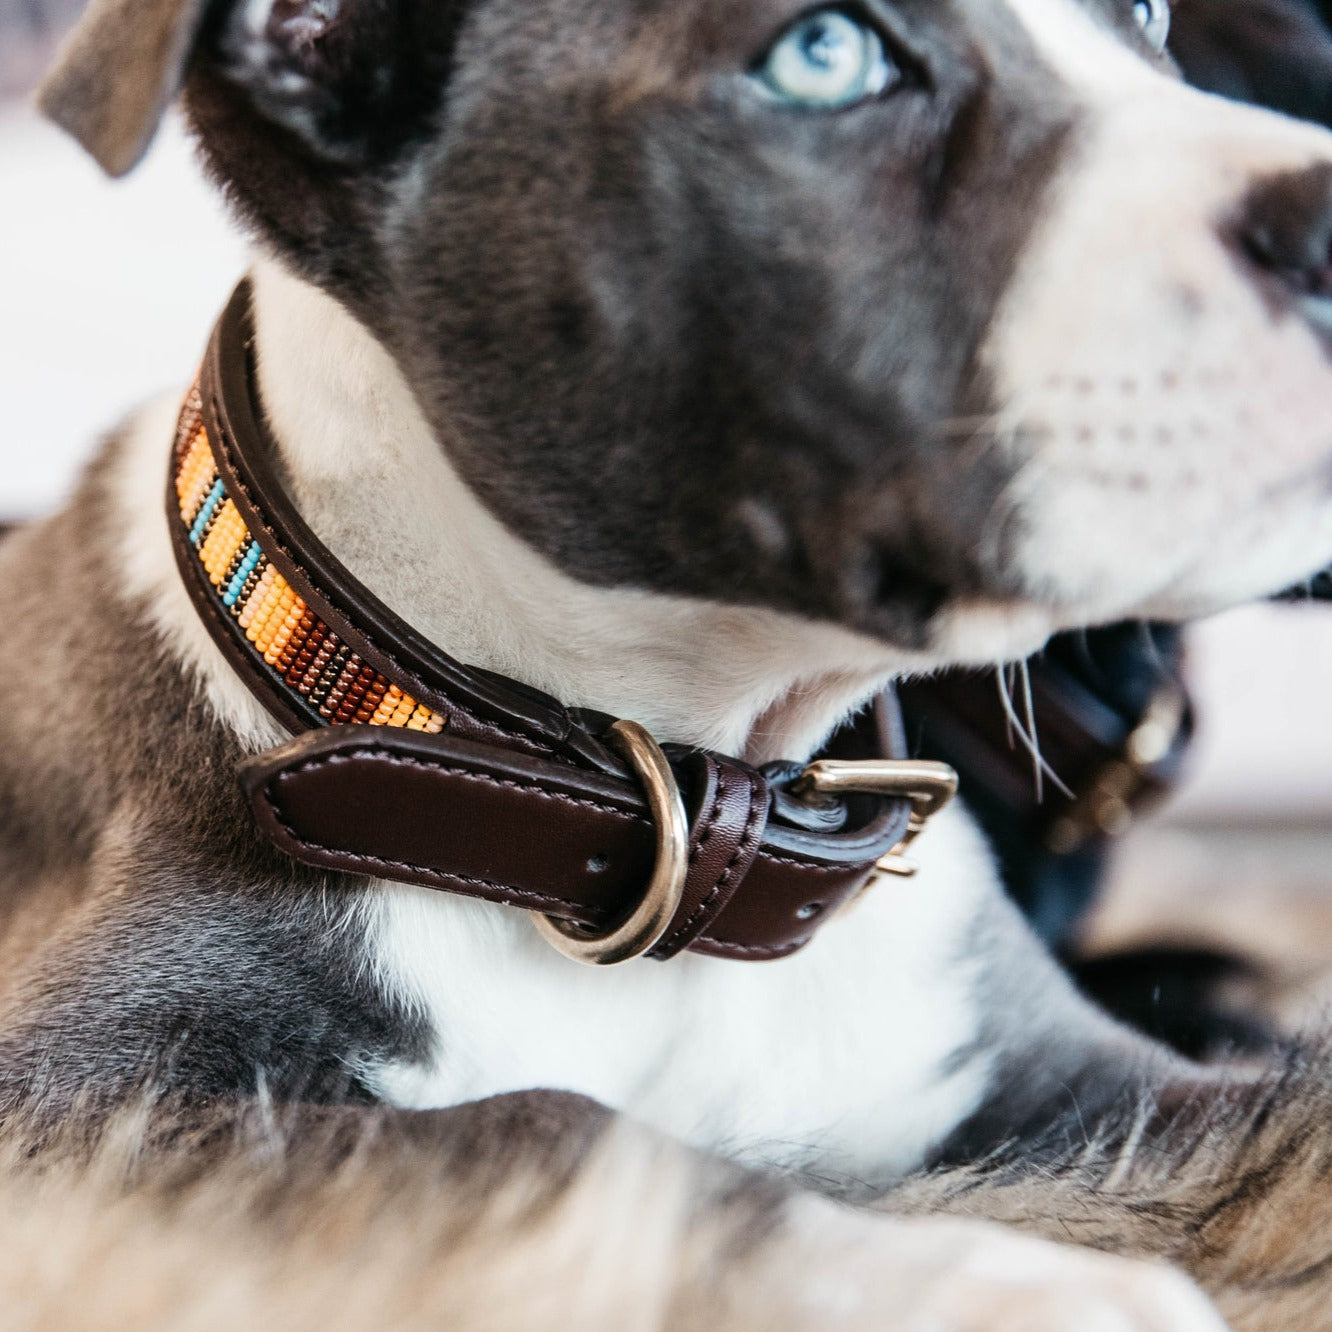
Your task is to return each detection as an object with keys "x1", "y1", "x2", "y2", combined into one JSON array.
[{"x1": 7, "y1": 0, "x2": 1332, "y2": 1325}]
